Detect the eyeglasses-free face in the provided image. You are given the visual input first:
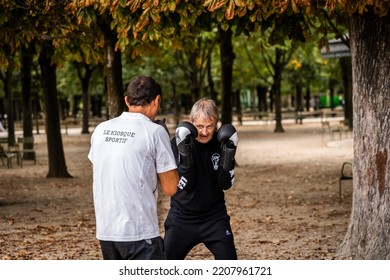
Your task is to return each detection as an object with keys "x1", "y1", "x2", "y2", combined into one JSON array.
[{"x1": 192, "y1": 116, "x2": 217, "y2": 144}]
